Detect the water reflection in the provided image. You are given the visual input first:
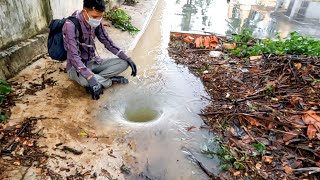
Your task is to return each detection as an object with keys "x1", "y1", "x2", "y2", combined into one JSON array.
[{"x1": 172, "y1": 0, "x2": 320, "y2": 38}]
